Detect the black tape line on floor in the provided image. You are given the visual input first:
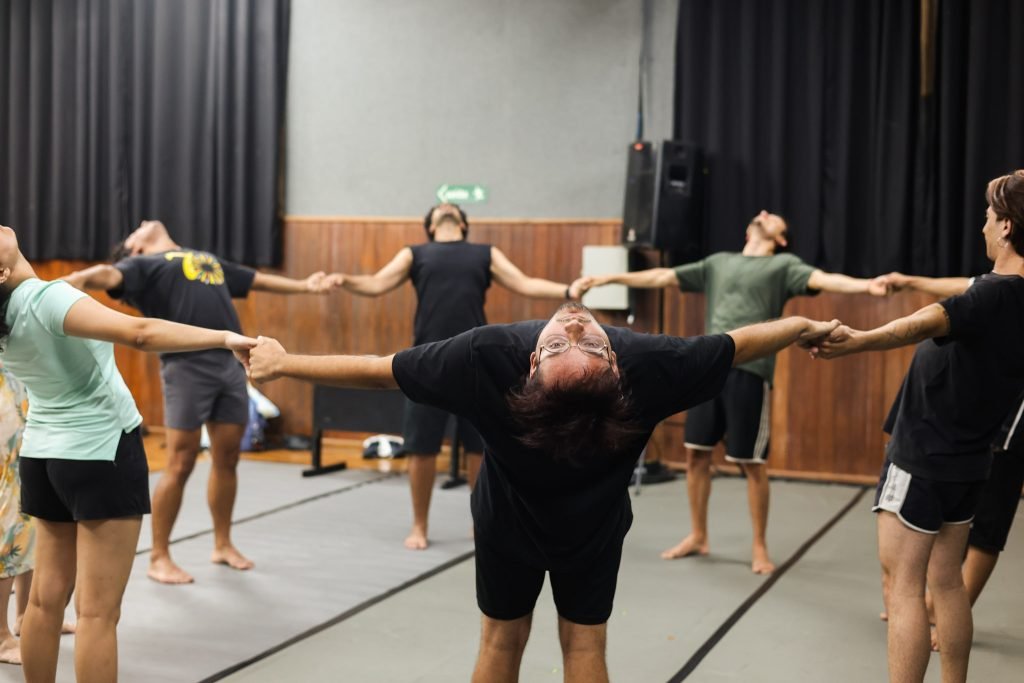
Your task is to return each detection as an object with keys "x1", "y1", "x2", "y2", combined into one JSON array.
[
  {"x1": 135, "y1": 471, "x2": 397, "y2": 556},
  {"x1": 667, "y1": 485, "x2": 870, "y2": 683},
  {"x1": 197, "y1": 548, "x2": 477, "y2": 683}
]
